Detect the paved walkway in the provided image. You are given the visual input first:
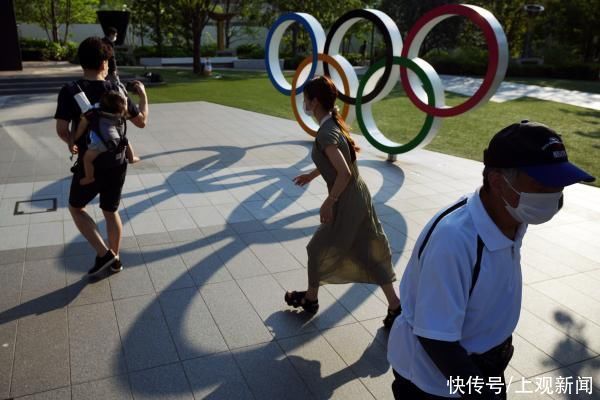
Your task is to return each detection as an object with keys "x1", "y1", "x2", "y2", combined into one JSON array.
[
  {"x1": 0, "y1": 96, "x2": 599, "y2": 399},
  {"x1": 440, "y1": 75, "x2": 600, "y2": 110}
]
